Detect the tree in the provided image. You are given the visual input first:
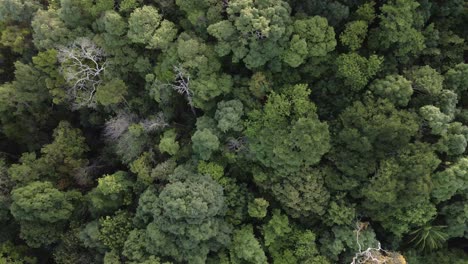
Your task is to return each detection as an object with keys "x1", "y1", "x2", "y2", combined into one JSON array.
[
  {"x1": 10, "y1": 181, "x2": 79, "y2": 247},
  {"x1": 31, "y1": 9, "x2": 72, "y2": 50},
  {"x1": 215, "y1": 100, "x2": 244, "y2": 133},
  {"x1": 32, "y1": 49, "x2": 67, "y2": 104},
  {"x1": 335, "y1": 52, "x2": 383, "y2": 91},
  {"x1": 270, "y1": 168, "x2": 329, "y2": 218},
  {"x1": 0, "y1": 241, "x2": 36, "y2": 264},
  {"x1": 8, "y1": 121, "x2": 89, "y2": 185},
  {"x1": 369, "y1": 75, "x2": 413, "y2": 107},
  {"x1": 115, "y1": 124, "x2": 149, "y2": 164},
  {"x1": 436, "y1": 89, "x2": 458, "y2": 118},
  {"x1": 419, "y1": 105, "x2": 451, "y2": 135},
  {"x1": 99, "y1": 210, "x2": 133, "y2": 251},
  {"x1": 0, "y1": 61, "x2": 52, "y2": 147},
  {"x1": 191, "y1": 129, "x2": 220, "y2": 161},
  {"x1": 283, "y1": 16, "x2": 336, "y2": 67},
  {"x1": 324, "y1": 199, "x2": 356, "y2": 226},
  {"x1": 436, "y1": 122, "x2": 468, "y2": 156},
  {"x1": 320, "y1": 224, "x2": 378, "y2": 262},
  {"x1": 0, "y1": 25, "x2": 31, "y2": 54},
  {"x1": 431, "y1": 158, "x2": 468, "y2": 202},
  {"x1": 444, "y1": 63, "x2": 468, "y2": 95},
  {"x1": 143, "y1": 173, "x2": 231, "y2": 263},
  {"x1": 369, "y1": 0, "x2": 425, "y2": 62},
  {"x1": 159, "y1": 129, "x2": 180, "y2": 156},
  {"x1": 10, "y1": 182, "x2": 73, "y2": 223},
  {"x1": 87, "y1": 171, "x2": 133, "y2": 217},
  {"x1": 245, "y1": 84, "x2": 330, "y2": 174},
  {"x1": 331, "y1": 98, "x2": 419, "y2": 179},
  {"x1": 263, "y1": 210, "x2": 327, "y2": 263},
  {"x1": 407, "y1": 225, "x2": 448, "y2": 252},
  {"x1": 440, "y1": 201, "x2": 468, "y2": 239},
  {"x1": 58, "y1": 38, "x2": 108, "y2": 109},
  {"x1": 207, "y1": 0, "x2": 293, "y2": 69},
  {"x1": 361, "y1": 142, "x2": 440, "y2": 237},
  {"x1": 151, "y1": 33, "x2": 233, "y2": 110},
  {"x1": 95, "y1": 79, "x2": 128, "y2": 106},
  {"x1": 127, "y1": 6, "x2": 177, "y2": 50},
  {"x1": 405, "y1": 65, "x2": 444, "y2": 96},
  {"x1": 248, "y1": 198, "x2": 269, "y2": 219},
  {"x1": 0, "y1": 0, "x2": 41, "y2": 23},
  {"x1": 340, "y1": 20, "x2": 368, "y2": 51},
  {"x1": 175, "y1": 0, "x2": 223, "y2": 31},
  {"x1": 230, "y1": 225, "x2": 267, "y2": 264},
  {"x1": 99, "y1": 10, "x2": 127, "y2": 37}
]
